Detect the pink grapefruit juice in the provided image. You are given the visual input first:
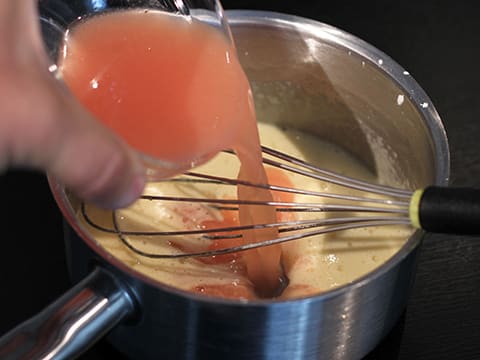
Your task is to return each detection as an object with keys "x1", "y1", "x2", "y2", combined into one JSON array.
[{"x1": 59, "y1": 9, "x2": 283, "y2": 297}]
